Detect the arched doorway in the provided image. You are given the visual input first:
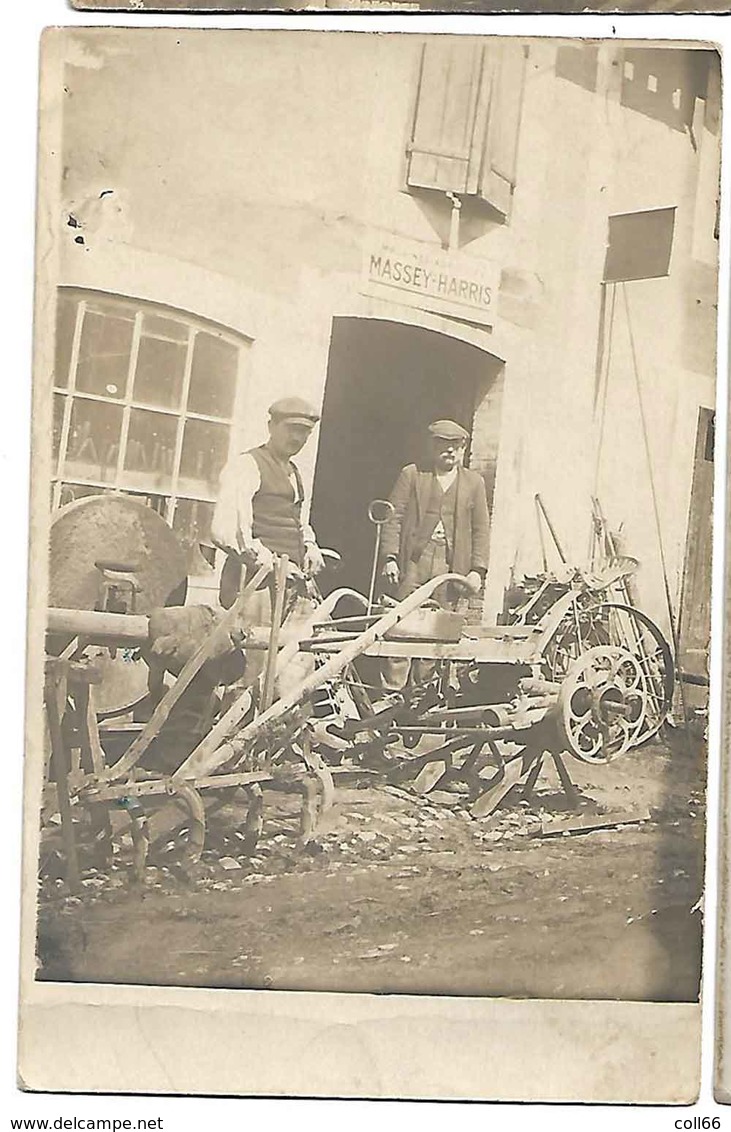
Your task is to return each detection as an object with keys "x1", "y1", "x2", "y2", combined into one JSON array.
[{"x1": 310, "y1": 317, "x2": 504, "y2": 596}]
